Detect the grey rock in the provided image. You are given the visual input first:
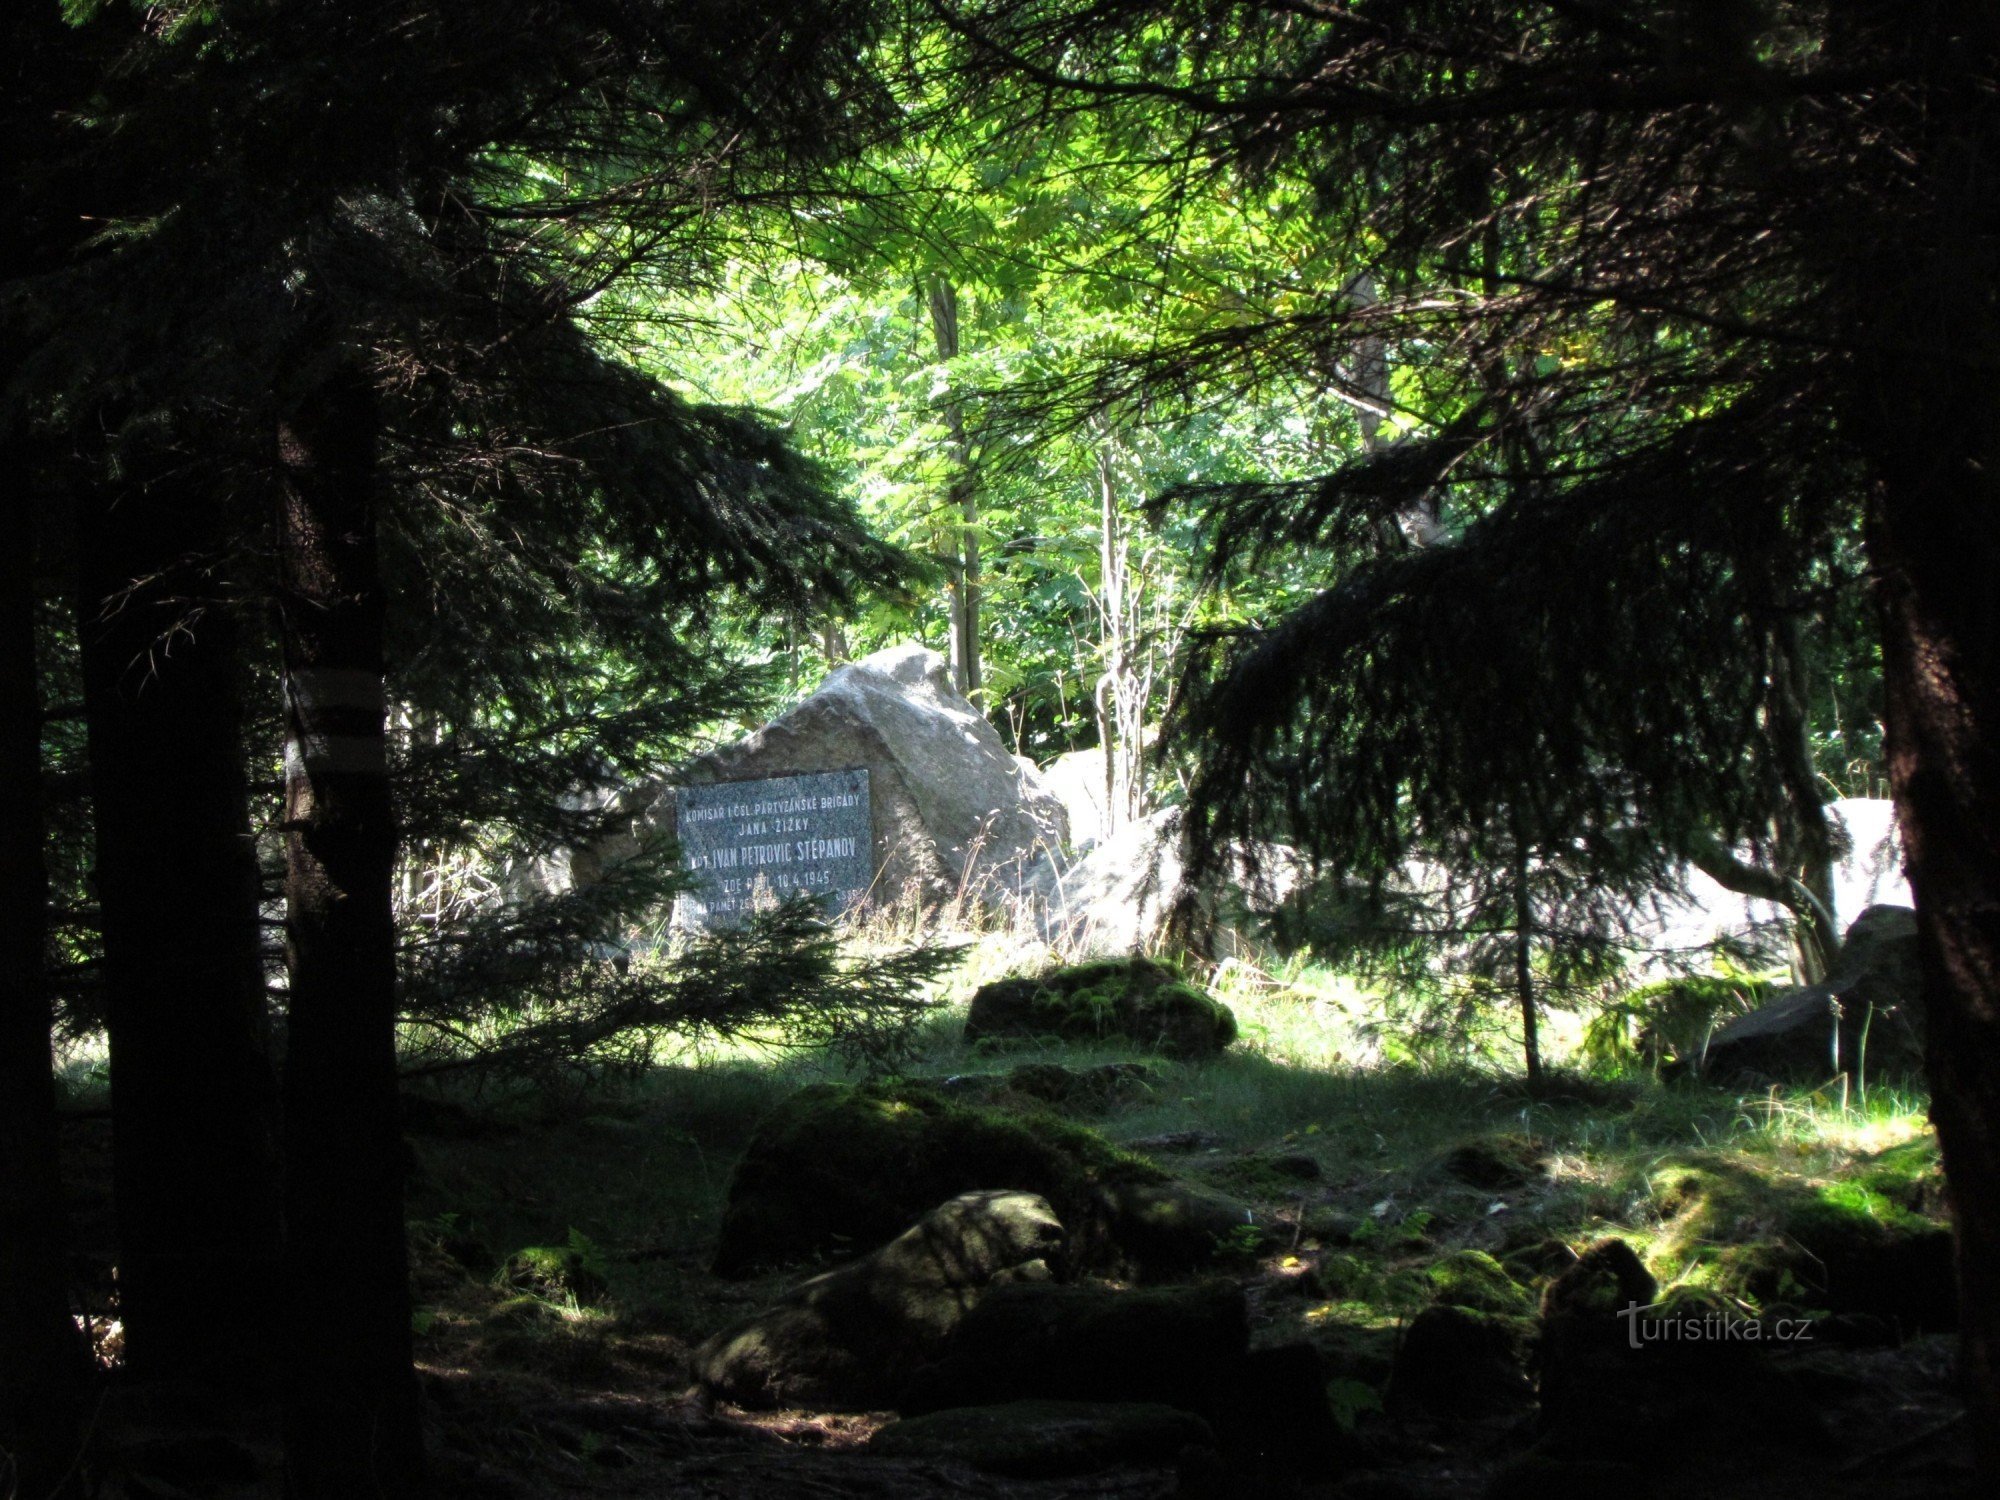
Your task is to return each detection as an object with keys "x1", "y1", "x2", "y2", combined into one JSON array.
[
  {"x1": 1022, "y1": 807, "x2": 1298, "y2": 959},
  {"x1": 693, "y1": 1190, "x2": 1065, "y2": 1411},
  {"x1": 1697, "y1": 905, "x2": 1922, "y2": 1079}
]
